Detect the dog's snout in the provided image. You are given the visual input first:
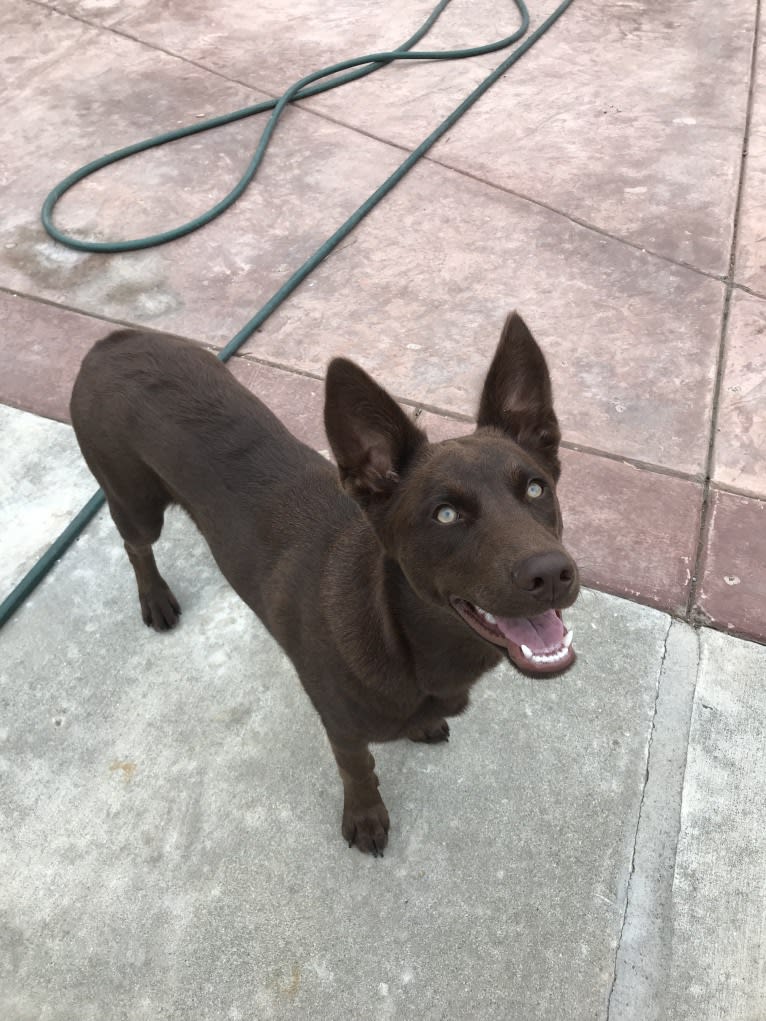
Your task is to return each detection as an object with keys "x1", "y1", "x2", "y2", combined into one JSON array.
[{"x1": 512, "y1": 551, "x2": 576, "y2": 604}]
